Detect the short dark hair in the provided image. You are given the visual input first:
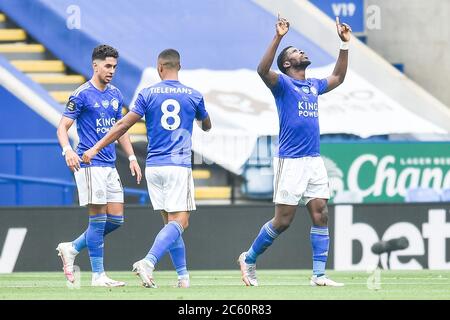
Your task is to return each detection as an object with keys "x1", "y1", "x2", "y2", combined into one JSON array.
[
  {"x1": 92, "y1": 44, "x2": 119, "y2": 61},
  {"x1": 277, "y1": 46, "x2": 293, "y2": 74},
  {"x1": 158, "y1": 48, "x2": 180, "y2": 69}
]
